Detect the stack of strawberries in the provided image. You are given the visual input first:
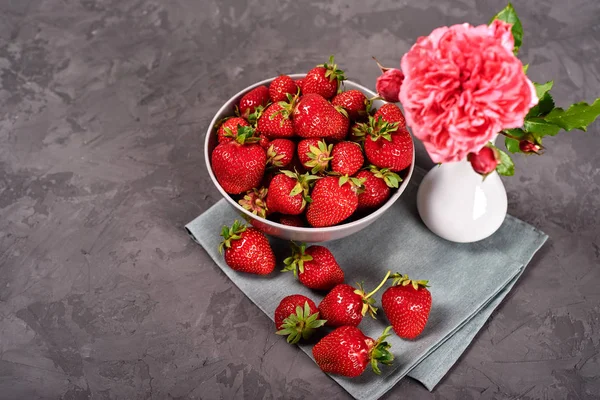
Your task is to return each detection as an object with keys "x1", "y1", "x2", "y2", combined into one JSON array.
[
  {"x1": 211, "y1": 56, "x2": 413, "y2": 228},
  {"x1": 219, "y1": 221, "x2": 432, "y2": 378}
]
